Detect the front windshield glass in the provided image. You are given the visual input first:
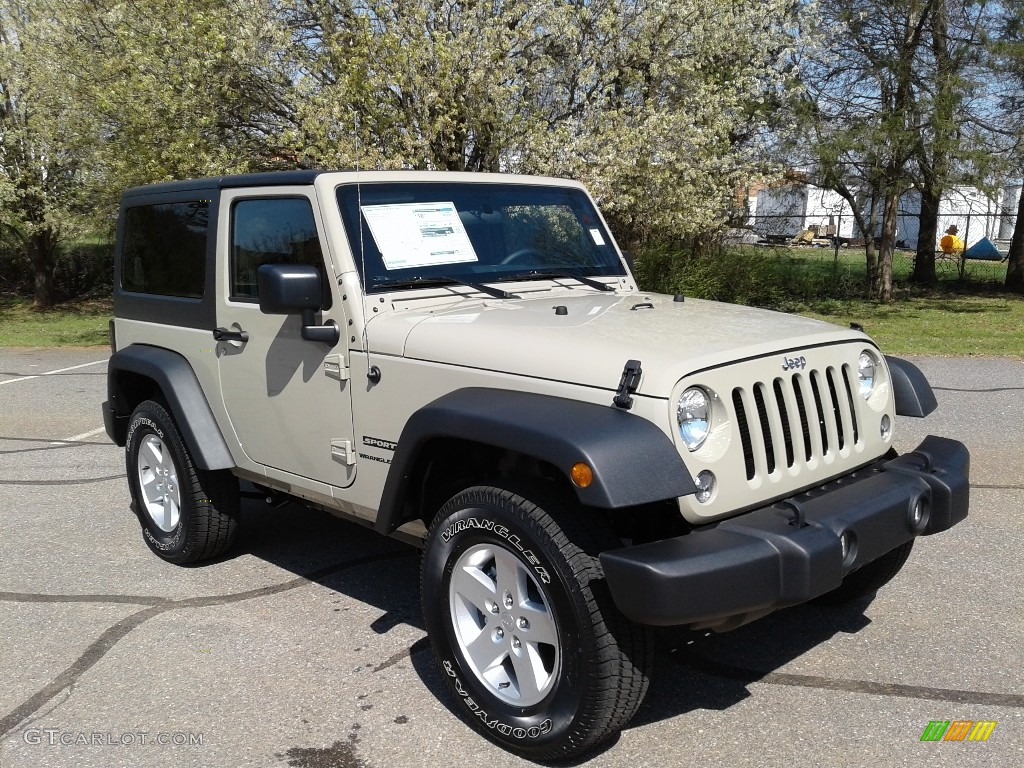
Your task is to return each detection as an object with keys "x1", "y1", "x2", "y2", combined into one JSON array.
[{"x1": 336, "y1": 182, "x2": 625, "y2": 293}]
